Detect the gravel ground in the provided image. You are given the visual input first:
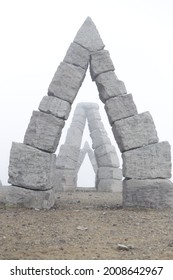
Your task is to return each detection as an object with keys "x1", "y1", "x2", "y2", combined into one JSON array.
[{"x1": 0, "y1": 190, "x2": 173, "y2": 260}]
